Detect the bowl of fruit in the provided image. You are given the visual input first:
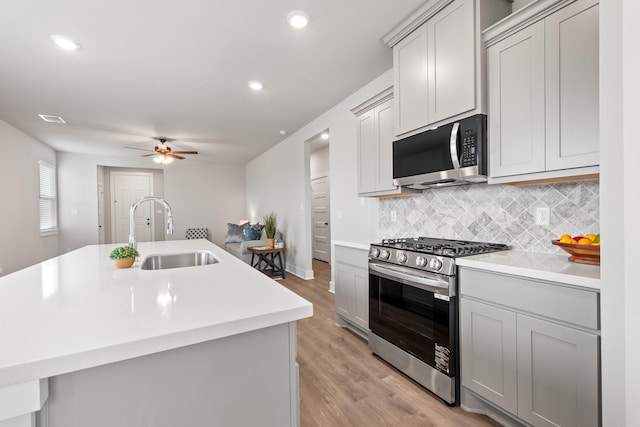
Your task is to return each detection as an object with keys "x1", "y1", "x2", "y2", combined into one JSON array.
[{"x1": 552, "y1": 233, "x2": 600, "y2": 265}]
